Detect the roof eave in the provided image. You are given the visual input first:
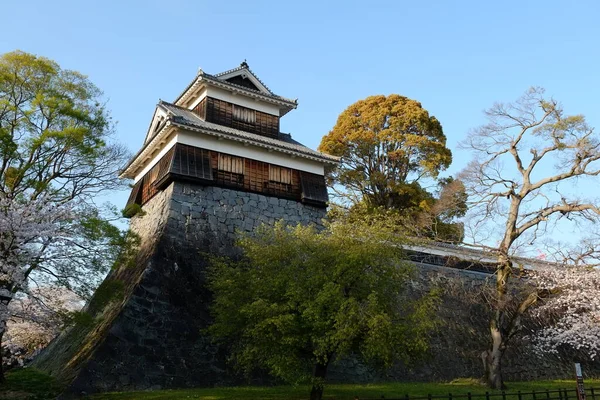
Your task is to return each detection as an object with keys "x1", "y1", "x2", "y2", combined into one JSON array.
[
  {"x1": 175, "y1": 75, "x2": 298, "y2": 112},
  {"x1": 119, "y1": 118, "x2": 339, "y2": 180},
  {"x1": 170, "y1": 121, "x2": 339, "y2": 165},
  {"x1": 119, "y1": 123, "x2": 175, "y2": 179}
]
